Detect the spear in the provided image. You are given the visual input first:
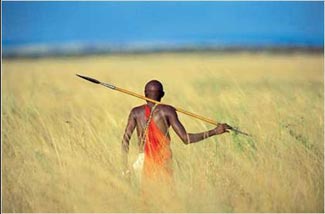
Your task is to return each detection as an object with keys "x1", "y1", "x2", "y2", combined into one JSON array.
[{"x1": 76, "y1": 74, "x2": 250, "y2": 136}]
